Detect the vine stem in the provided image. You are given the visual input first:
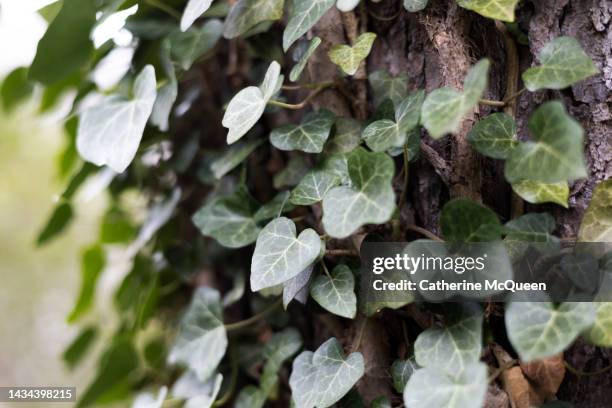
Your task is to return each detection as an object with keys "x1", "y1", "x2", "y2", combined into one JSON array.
[
  {"x1": 405, "y1": 224, "x2": 443, "y2": 242},
  {"x1": 397, "y1": 144, "x2": 410, "y2": 212},
  {"x1": 213, "y1": 346, "x2": 238, "y2": 406},
  {"x1": 224, "y1": 298, "x2": 282, "y2": 331},
  {"x1": 479, "y1": 98, "x2": 506, "y2": 107},
  {"x1": 320, "y1": 259, "x2": 332, "y2": 279},
  {"x1": 269, "y1": 83, "x2": 334, "y2": 110},
  {"x1": 565, "y1": 361, "x2": 612, "y2": 377},
  {"x1": 145, "y1": 0, "x2": 181, "y2": 20},
  {"x1": 282, "y1": 81, "x2": 335, "y2": 90},
  {"x1": 352, "y1": 317, "x2": 368, "y2": 353},
  {"x1": 325, "y1": 249, "x2": 360, "y2": 257}
]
